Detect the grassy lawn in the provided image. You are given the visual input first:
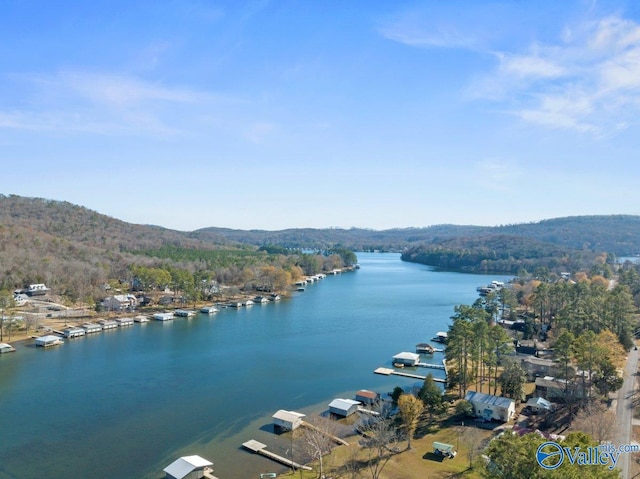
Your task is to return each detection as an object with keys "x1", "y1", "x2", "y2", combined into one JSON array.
[{"x1": 280, "y1": 421, "x2": 495, "y2": 479}]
